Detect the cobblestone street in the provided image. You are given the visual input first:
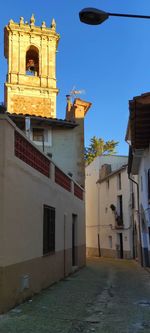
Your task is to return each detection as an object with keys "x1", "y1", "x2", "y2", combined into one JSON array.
[{"x1": 0, "y1": 258, "x2": 150, "y2": 333}]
